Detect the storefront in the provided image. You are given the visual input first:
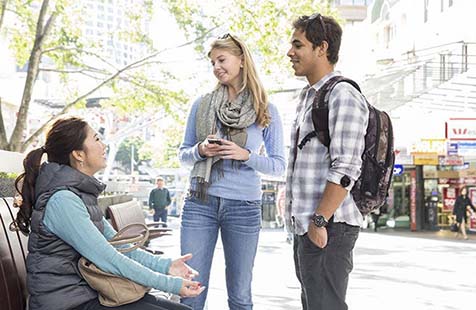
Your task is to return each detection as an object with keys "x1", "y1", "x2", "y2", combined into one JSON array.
[{"x1": 392, "y1": 136, "x2": 476, "y2": 232}]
